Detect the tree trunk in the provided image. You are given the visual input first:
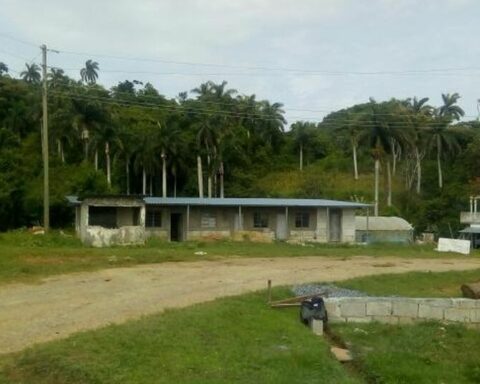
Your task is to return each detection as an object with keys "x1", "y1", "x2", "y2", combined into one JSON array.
[
  {"x1": 142, "y1": 167, "x2": 147, "y2": 195},
  {"x1": 219, "y1": 161, "x2": 225, "y2": 198},
  {"x1": 161, "y1": 149, "x2": 167, "y2": 198},
  {"x1": 197, "y1": 155, "x2": 204, "y2": 198},
  {"x1": 437, "y1": 135, "x2": 443, "y2": 189},
  {"x1": 352, "y1": 139, "x2": 358, "y2": 180},
  {"x1": 105, "y1": 141, "x2": 111, "y2": 187},
  {"x1": 415, "y1": 147, "x2": 422, "y2": 194},
  {"x1": 374, "y1": 158, "x2": 380, "y2": 216},
  {"x1": 461, "y1": 283, "x2": 480, "y2": 299},
  {"x1": 94, "y1": 149, "x2": 98, "y2": 171},
  {"x1": 391, "y1": 139, "x2": 397, "y2": 176},
  {"x1": 299, "y1": 143, "x2": 303, "y2": 171},
  {"x1": 207, "y1": 155, "x2": 212, "y2": 198},
  {"x1": 125, "y1": 157, "x2": 130, "y2": 195},
  {"x1": 173, "y1": 174, "x2": 177, "y2": 198},
  {"x1": 149, "y1": 175, "x2": 153, "y2": 196},
  {"x1": 387, "y1": 160, "x2": 392, "y2": 207}
]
